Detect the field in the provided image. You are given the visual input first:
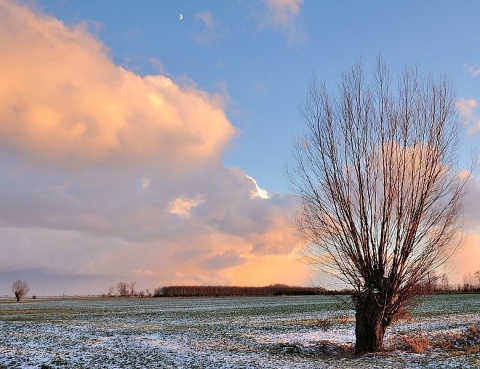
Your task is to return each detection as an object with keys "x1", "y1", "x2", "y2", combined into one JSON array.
[{"x1": 0, "y1": 294, "x2": 479, "y2": 368}]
